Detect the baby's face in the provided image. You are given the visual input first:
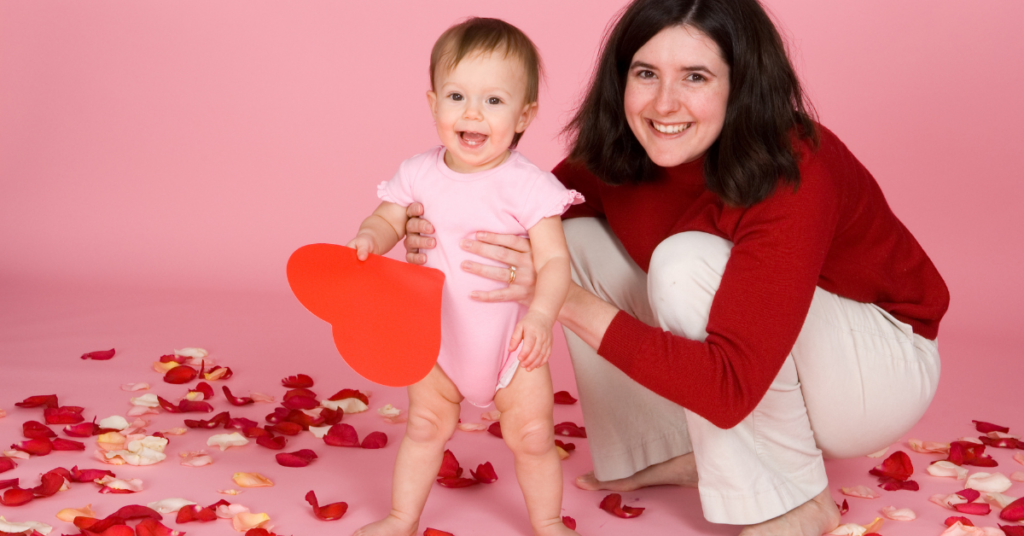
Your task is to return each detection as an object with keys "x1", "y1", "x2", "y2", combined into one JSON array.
[{"x1": 427, "y1": 51, "x2": 537, "y2": 174}]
